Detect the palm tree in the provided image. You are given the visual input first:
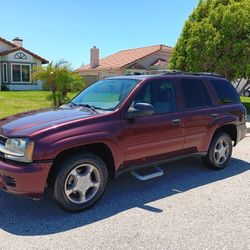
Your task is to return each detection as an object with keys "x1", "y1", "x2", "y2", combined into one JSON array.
[{"x1": 32, "y1": 61, "x2": 85, "y2": 106}]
